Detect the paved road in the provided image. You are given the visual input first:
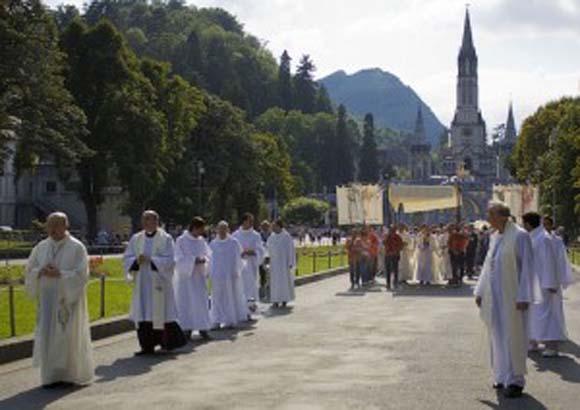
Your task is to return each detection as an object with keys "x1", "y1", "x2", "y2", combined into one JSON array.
[{"x1": 1, "y1": 273, "x2": 580, "y2": 410}]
